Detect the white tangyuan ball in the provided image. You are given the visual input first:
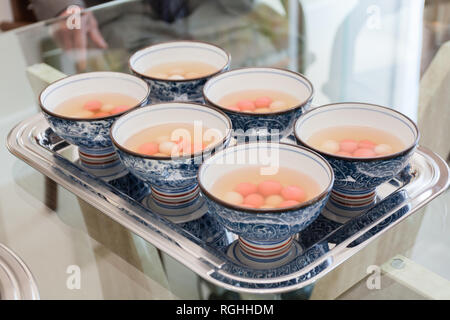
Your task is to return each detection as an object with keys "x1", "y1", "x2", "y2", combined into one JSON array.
[
  {"x1": 168, "y1": 68, "x2": 185, "y2": 75},
  {"x1": 270, "y1": 100, "x2": 287, "y2": 111},
  {"x1": 320, "y1": 140, "x2": 340, "y2": 153},
  {"x1": 155, "y1": 135, "x2": 170, "y2": 144},
  {"x1": 168, "y1": 74, "x2": 185, "y2": 80},
  {"x1": 254, "y1": 108, "x2": 271, "y2": 113},
  {"x1": 265, "y1": 195, "x2": 284, "y2": 207},
  {"x1": 374, "y1": 144, "x2": 392, "y2": 155},
  {"x1": 159, "y1": 141, "x2": 179, "y2": 156},
  {"x1": 223, "y1": 191, "x2": 244, "y2": 205},
  {"x1": 100, "y1": 104, "x2": 115, "y2": 112}
]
